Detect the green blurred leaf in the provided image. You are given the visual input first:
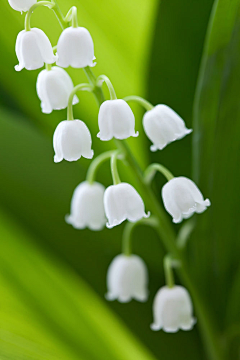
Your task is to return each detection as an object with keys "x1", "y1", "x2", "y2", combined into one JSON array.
[
  {"x1": 192, "y1": 0, "x2": 240, "y2": 351},
  {"x1": 0, "y1": 207, "x2": 158, "y2": 360}
]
